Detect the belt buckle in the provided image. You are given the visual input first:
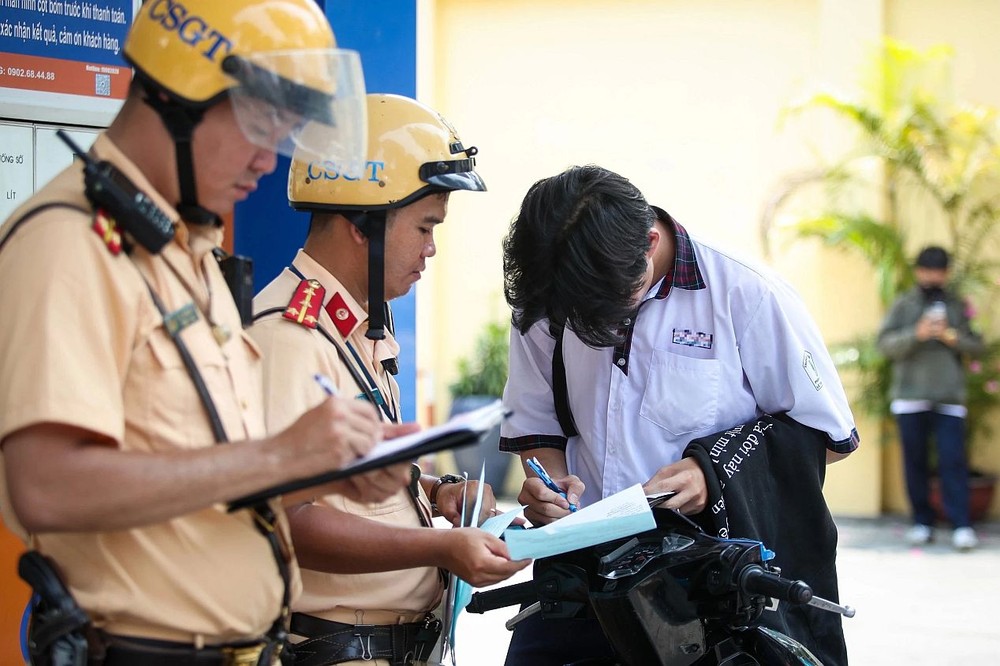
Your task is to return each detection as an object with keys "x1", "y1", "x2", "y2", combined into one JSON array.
[{"x1": 222, "y1": 643, "x2": 265, "y2": 666}]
